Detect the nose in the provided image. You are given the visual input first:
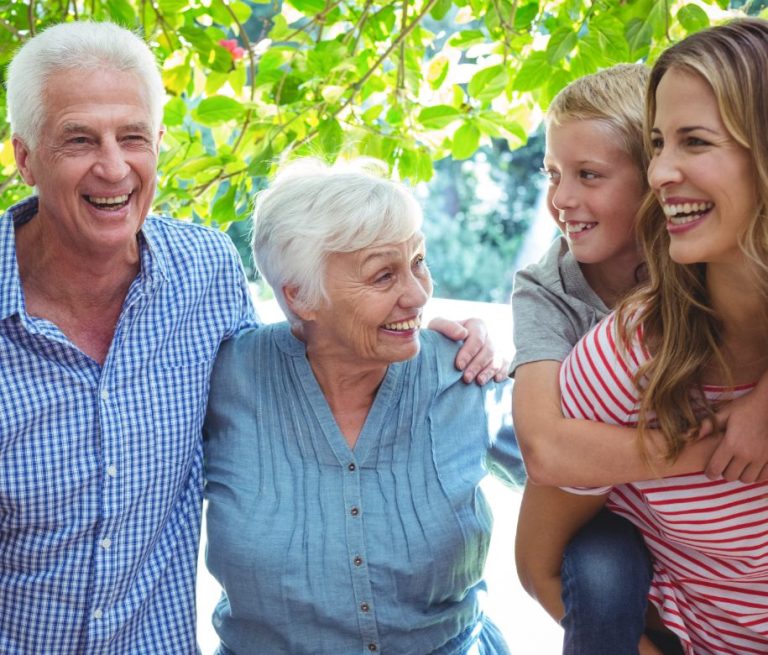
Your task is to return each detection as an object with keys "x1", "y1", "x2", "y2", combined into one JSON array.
[
  {"x1": 647, "y1": 147, "x2": 683, "y2": 192},
  {"x1": 400, "y1": 269, "x2": 431, "y2": 309},
  {"x1": 550, "y1": 176, "x2": 577, "y2": 214},
  {"x1": 92, "y1": 139, "x2": 131, "y2": 182}
]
